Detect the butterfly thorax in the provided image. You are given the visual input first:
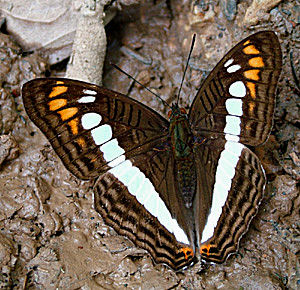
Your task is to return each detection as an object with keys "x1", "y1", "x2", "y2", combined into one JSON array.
[{"x1": 168, "y1": 104, "x2": 196, "y2": 208}]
